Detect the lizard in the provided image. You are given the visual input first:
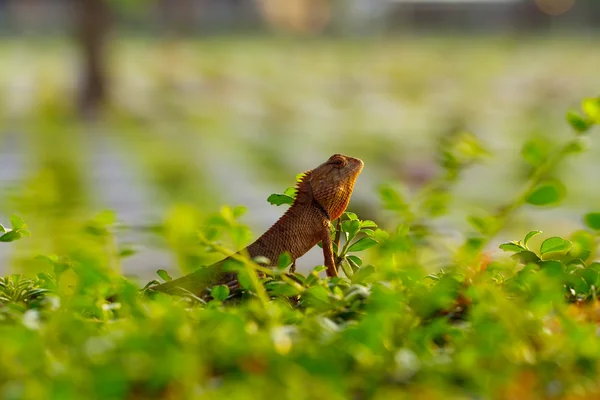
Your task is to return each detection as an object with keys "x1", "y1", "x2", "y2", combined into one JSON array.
[{"x1": 150, "y1": 153, "x2": 364, "y2": 297}]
